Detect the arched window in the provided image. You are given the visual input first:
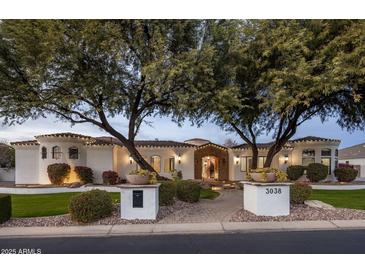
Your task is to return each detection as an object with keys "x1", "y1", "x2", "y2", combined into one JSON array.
[
  {"x1": 52, "y1": 146, "x2": 62, "y2": 159},
  {"x1": 69, "y1": 147, "x2": 79, "y2": 159},
  {"x1": 41, "y1": 147, "x2": 47, "y2": 159},
  {"x1": 302, "y1": 149, "x2": 315, "y2": 166},
  {"x1": 150, "y1": 156, "x2": 161, "y2": 173}
]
